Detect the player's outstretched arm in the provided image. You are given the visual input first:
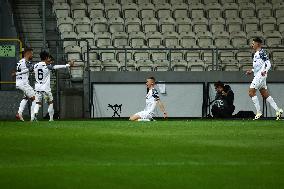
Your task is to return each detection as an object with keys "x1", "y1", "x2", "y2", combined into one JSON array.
[
  {"x1": 53, "y1": 64, "x2": 71, "y2": 70},
  {"x1": 52, "y1": 60, "x2": 74, "y2": 70},
  {"x1": 68, "y1": 60, "x2": 74, "y2": 67},
  {"x1": 157, "y1": 100, "x2": 168, "y2": 118},
  {"x1": 47, "y1": 59, "x2": 74, "y2": 70}
]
